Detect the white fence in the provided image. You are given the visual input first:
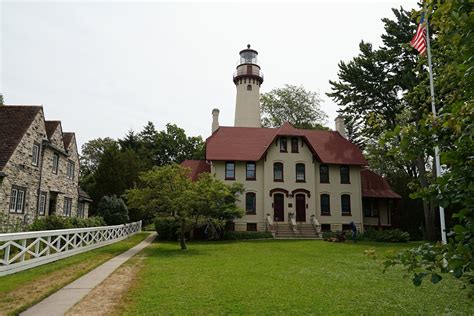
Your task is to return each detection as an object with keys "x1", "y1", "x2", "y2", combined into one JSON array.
[{"x1": 0, "y1": 221, "x2": 142, "y2": 276}]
